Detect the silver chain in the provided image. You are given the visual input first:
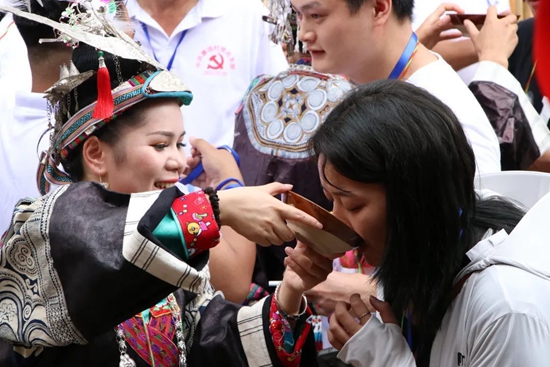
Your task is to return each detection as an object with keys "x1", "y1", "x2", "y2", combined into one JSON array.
[
  {"x1": 46, "y1": 102, "x2": 53, "y2": 130},
  {"x1": 74, "y1": 88, "x2": 79, "y2": 112},
  {"x1": 66, "y1": 94, "x2": 72, "y2": 118},
  {"x1": 115, "y1": 326, "x2": 136, "y2": 367},
  {"x1": 113, "y1": 55, "x2": 124, "y2": 84},
  {"x1": 169, "y1": 295, "x2": 188, "y2": 367}
]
